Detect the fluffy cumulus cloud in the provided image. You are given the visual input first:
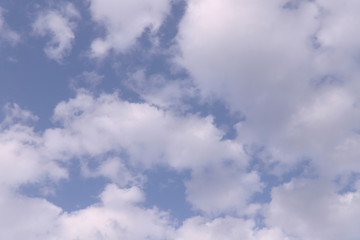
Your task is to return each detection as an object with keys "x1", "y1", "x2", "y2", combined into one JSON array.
[
  {"x1": 176, "y1": 0, "x2": 360, "y2": 171},
  {"x1": 3, "y1": 0, "x2": 360, "y2": 239},
  {"x1": 0, "y1": 104, "x2": 66, "y2": 188},
  {"x1": 185, "y1": 164, "x2": 262, "y2": 215},
  {"x1": 0, "y1": 91, "x2": 260, "y2": 238},
  {"x1": 0, "y1": 184, "x2": 174, "y2": 240},
  {"x1": 0, "y1": 103, "x2": 177, "y2": 239},
  {"x1": 266, "y1": 178, "x2": 360, "y2": 240},
  {"x1": 33, "y1": 3, "x2": 80, "y2": 62},
  {"x1": 45, "y1": 91, "x2": 259, "y2": 216},
  {"x1": 88, "y1": 0, "x2": 171, "y2": 57},
  {"x1": 314, "y1": 0, "x2": 360, "y2": 77},
  {"x1": 175, "y1": 0, "x2": 360, "y2": 238},
  {"x1": 45, "y1": 91, "x2": 244, "y2": 171},
  {"x1": 0, "y1": 180, "x2": 287, "y2": 240},
  {"x1": 54, "y1": 184, "x2": 174, "y2": 240},
  {"x1": 175, "y1": 216, "x2": 293, "y2": 240},
  {"x1": 177, "y1": 0, "x2": 319, "y2": 151},
  {"x1": 0, "y1": 190, "x2": 61, "y2": 240}
]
